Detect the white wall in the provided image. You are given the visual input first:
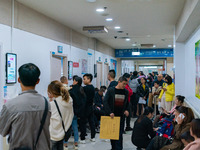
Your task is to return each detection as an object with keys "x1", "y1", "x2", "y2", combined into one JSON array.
[{"x1": 175, "y1": 25, "x2": 200, "y2": 116}]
